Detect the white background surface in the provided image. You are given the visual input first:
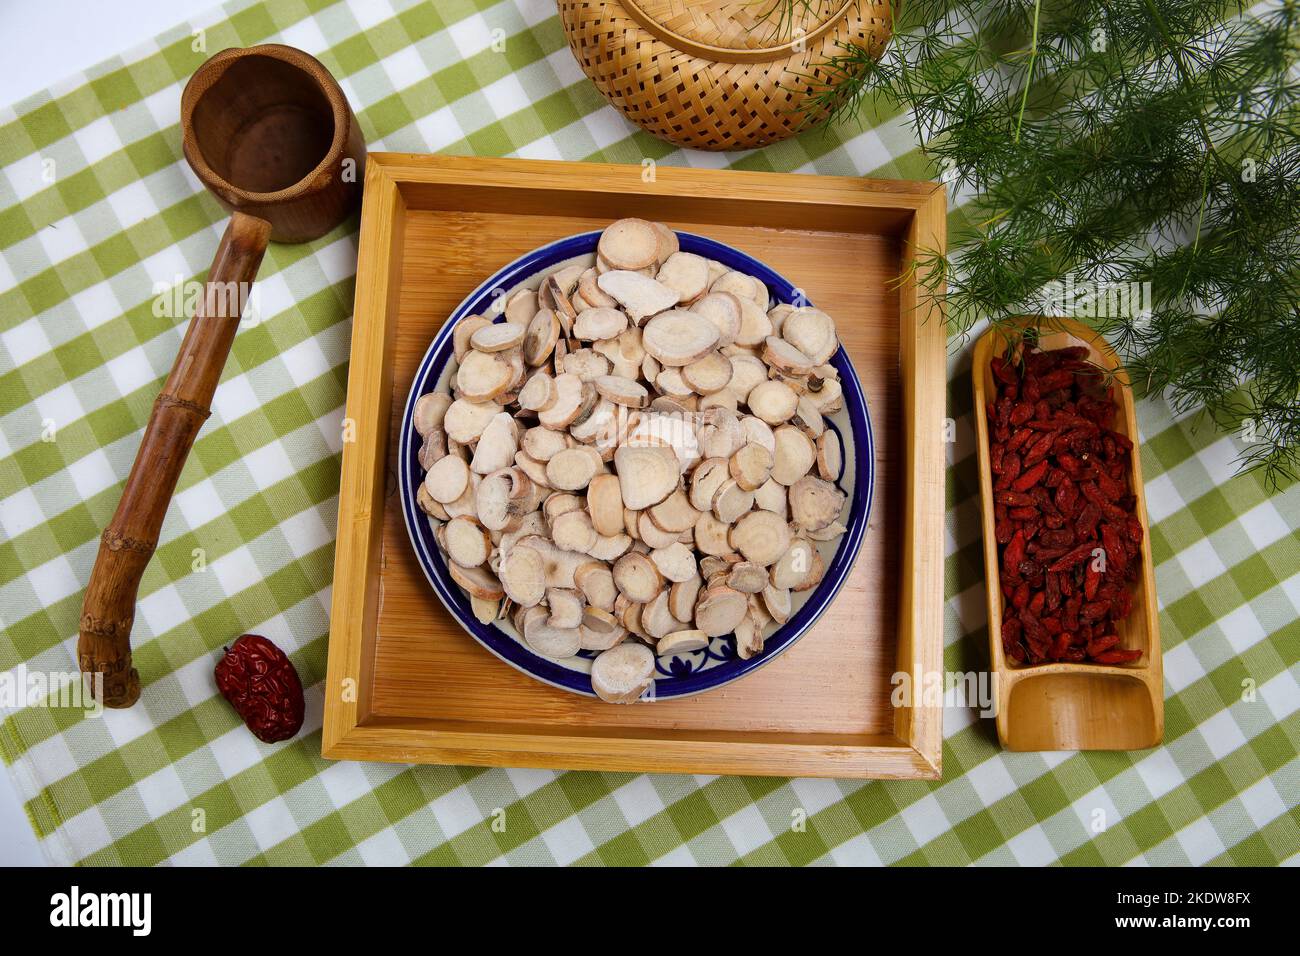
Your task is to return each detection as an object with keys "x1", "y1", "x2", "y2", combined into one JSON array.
[{"x1": 1, "y1": 0, "x2": 221, "y2": 867}]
